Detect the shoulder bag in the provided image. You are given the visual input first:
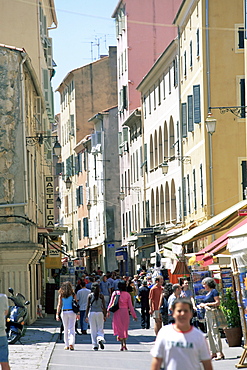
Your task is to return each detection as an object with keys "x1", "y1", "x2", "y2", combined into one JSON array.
[
  {"x1": 109, "y1": 291, "x2": 120, "y2": 313},
  {"x1": 72, "y1": 295, "x2": 80, "y2": 314}
]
